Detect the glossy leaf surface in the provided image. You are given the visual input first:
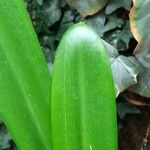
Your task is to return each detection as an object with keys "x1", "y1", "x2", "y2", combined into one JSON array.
[
  {"x1": 52, "y1": 23, "x2": 118, "y2": 150},
  {"x1": 0, "y1": 0, "x2": 52, "y2": 149}
]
